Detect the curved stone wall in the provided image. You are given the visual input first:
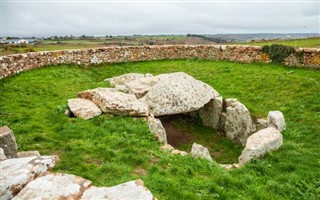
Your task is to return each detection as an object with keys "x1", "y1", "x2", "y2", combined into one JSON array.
[{"x1": 0, "y1": 45, "x2": 319, "y2": 79}]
